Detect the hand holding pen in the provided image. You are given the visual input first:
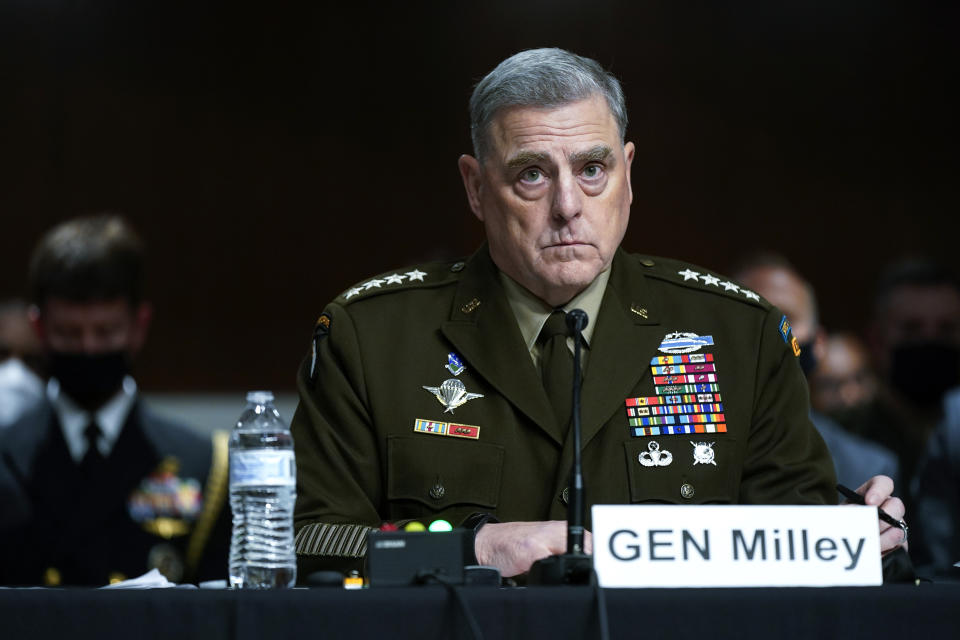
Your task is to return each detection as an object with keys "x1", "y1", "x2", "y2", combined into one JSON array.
[{"x1": 837, "y1": 477, "x2": 908, "y2": 553}]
